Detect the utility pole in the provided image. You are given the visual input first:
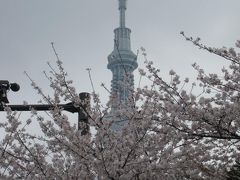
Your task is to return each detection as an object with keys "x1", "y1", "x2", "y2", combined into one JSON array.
[{"x1": 0, "y1": 81, "x2": 90, "y2": 135}]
